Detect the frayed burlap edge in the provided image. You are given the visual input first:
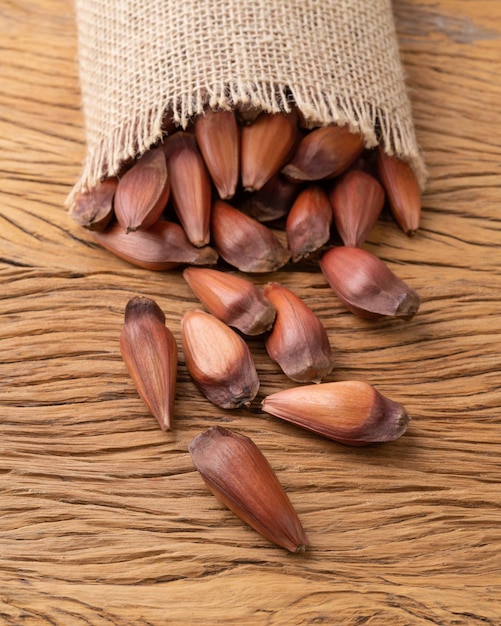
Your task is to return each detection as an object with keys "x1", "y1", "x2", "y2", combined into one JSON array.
[{"x1": 66, "y1": 84, "x2": 427, "y2": 208}]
